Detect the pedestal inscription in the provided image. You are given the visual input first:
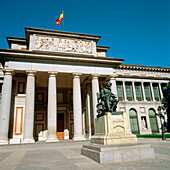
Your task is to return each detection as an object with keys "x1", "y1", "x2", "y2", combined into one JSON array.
[{"x1": 91, "y1": 112, "x2": 138, "y2": 145}]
